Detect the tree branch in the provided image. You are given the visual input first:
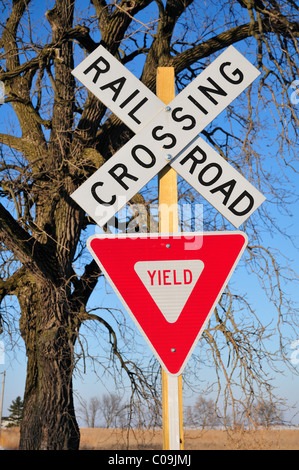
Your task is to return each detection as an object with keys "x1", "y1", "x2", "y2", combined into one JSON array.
[
  {"x1": 71, "y1": 259, "x2": 101, "y2": 308},
  {"x1": 0, "y1": 0, "x2": 33, "y2": 70},
  {"x1": 0, "y1": 266, "x2": 26, "y2": 303},
  {"x1": 0, "y1": 133, "x2": 33, "y2": 153},
  {"x1": 80, "y1": 309, "x2": 153, "y2": 398},
  {"x1": 172, "y1": 19, "x2": 299, "y2": 73},
  {"x1": 0, "y1": 25, "x2": 97, "y2": 84},
  {"x1": 0, "y1": 202, "x2": 56, "y2": 281}
]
